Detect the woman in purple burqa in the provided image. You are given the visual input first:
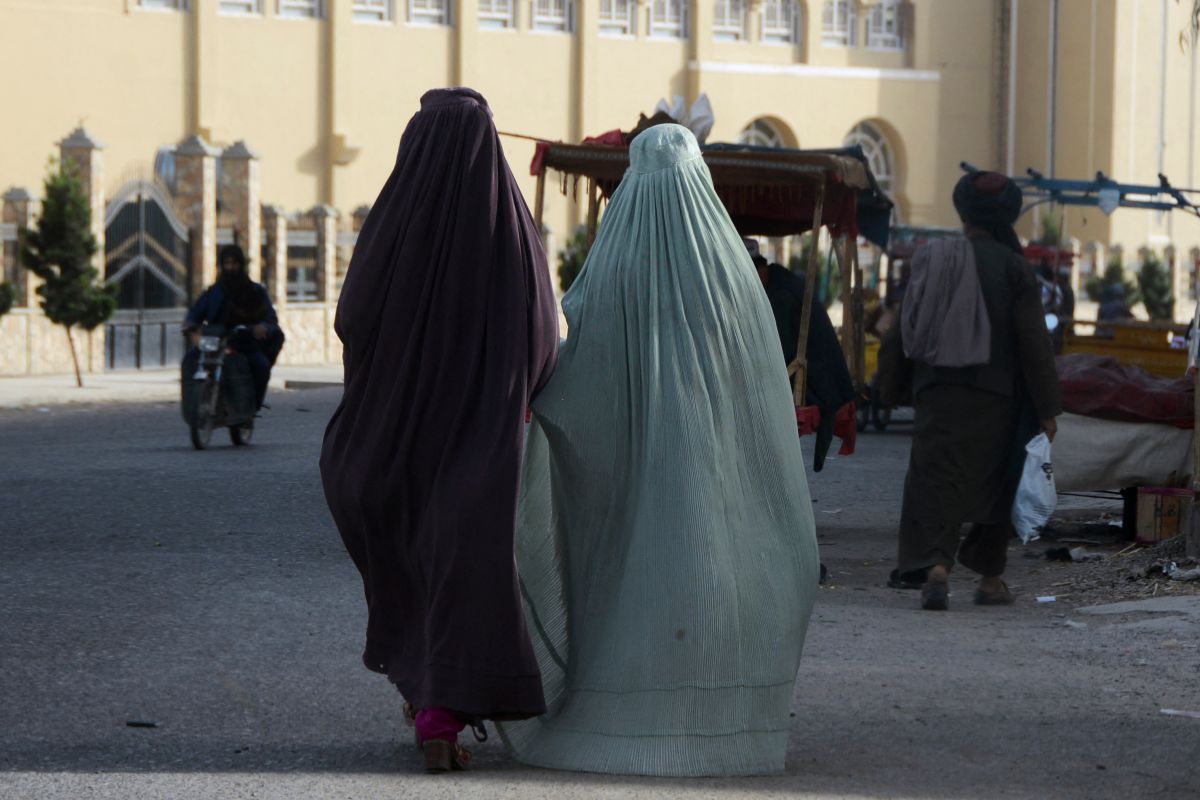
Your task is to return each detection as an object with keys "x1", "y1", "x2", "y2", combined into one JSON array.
[{"x1": 319, "y1": 88, "x2": 559, "y2": 771}]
